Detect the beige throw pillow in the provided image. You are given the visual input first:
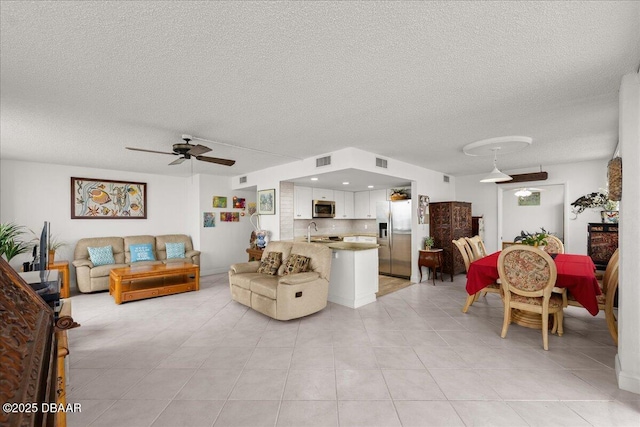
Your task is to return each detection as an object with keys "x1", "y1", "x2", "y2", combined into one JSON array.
[
  {"x1": 281, "y1": 253, "x2": 311, "y2": 276},
  {"x1": 257, "y1": 251, "x2": 282, "y2": 275}
]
